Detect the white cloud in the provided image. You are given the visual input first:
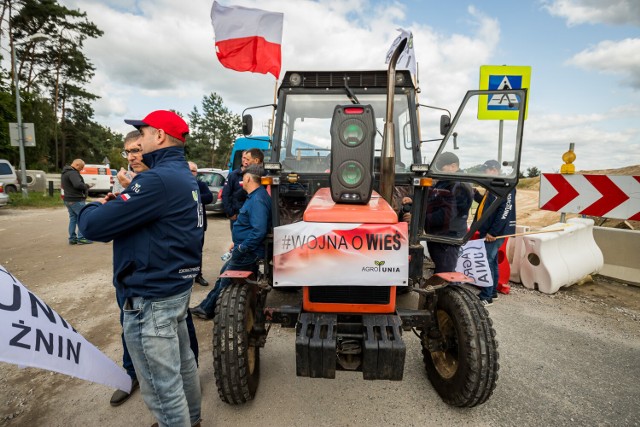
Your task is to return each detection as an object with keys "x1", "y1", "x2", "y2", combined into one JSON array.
[
  {"x1": 566, "y1": 38, "x2": 640, "y2": 89},
  {"x1": 542, "y1": 0, "x2": 640, "y2": 26}
]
